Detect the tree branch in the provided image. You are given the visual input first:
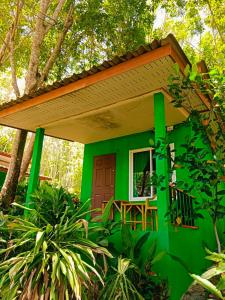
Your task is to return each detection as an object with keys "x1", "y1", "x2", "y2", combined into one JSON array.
[
  {"x1": 0, "y1": 31, "x2": 11, "y2": 65},
  {"x1": 9, "y1": 0, "x2": 25, "y2": 98},
  {"x1": 0, "y1": 0, "x2": 24, "y2": 66},
  {"x1": 25, "y1": 0, "x2": 51, "y2": 94},
  {"x1": 39, "y1": 3, "x2": 74, "y2": 84},
  {"x1": 9, "y1": 40, "x2": 20, "y2": 98},
  {"x1": 45, "y1": 0, "x2": 67, "y2": 33}
]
